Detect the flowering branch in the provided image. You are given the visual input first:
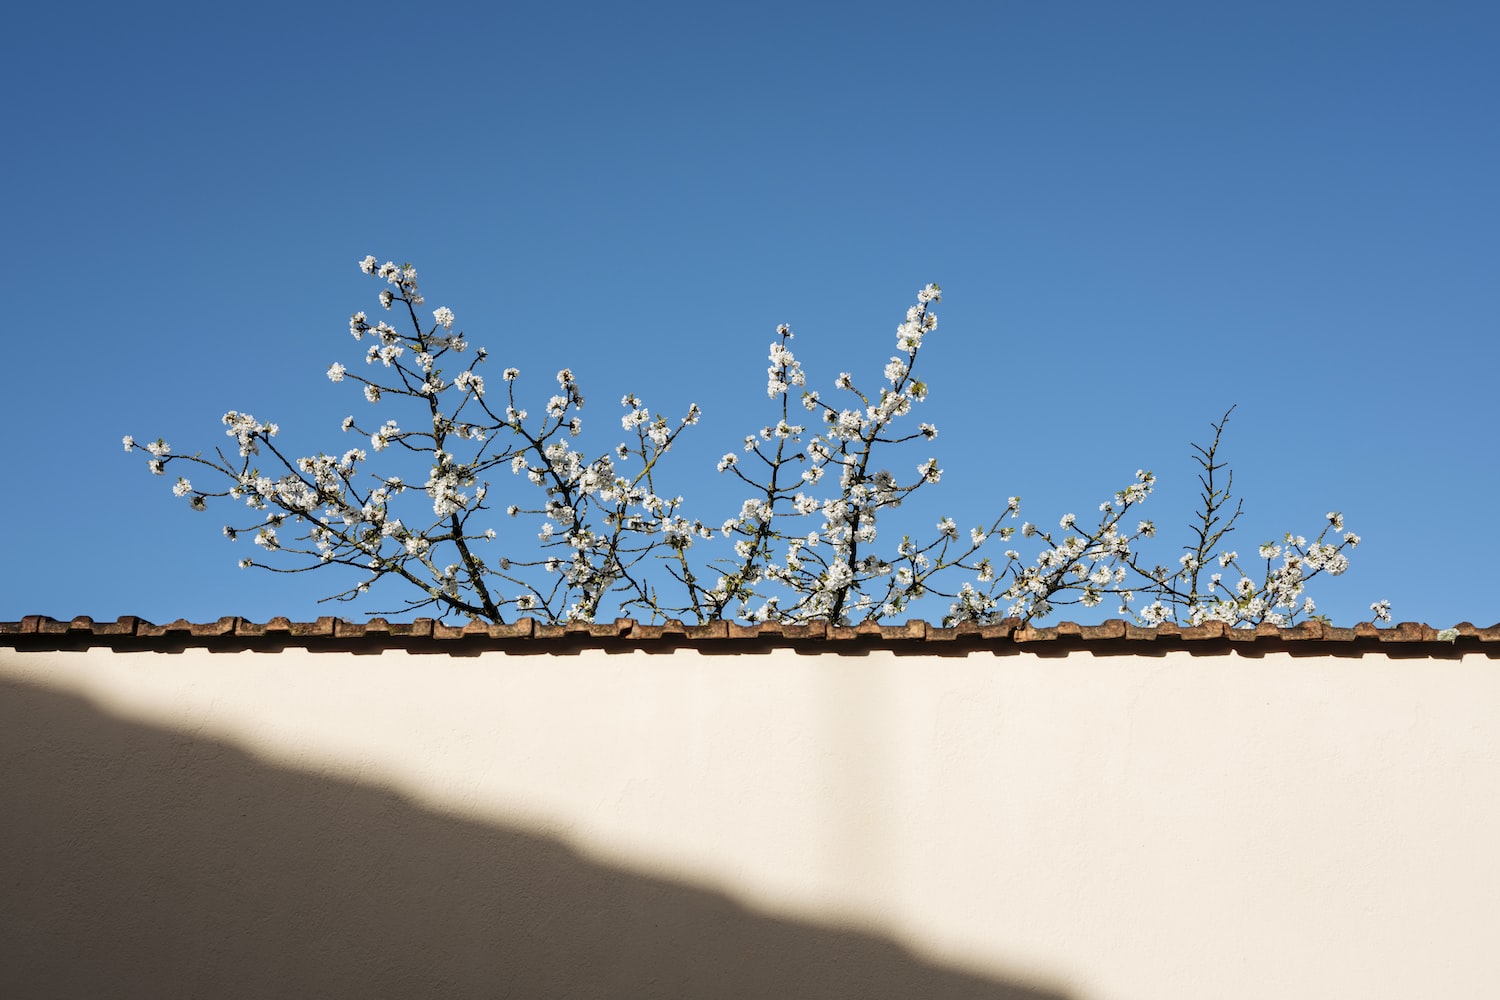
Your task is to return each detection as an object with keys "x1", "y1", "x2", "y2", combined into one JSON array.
[{"x1": 129, "y1": 256, "x2": 1387, "y2": 627}]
